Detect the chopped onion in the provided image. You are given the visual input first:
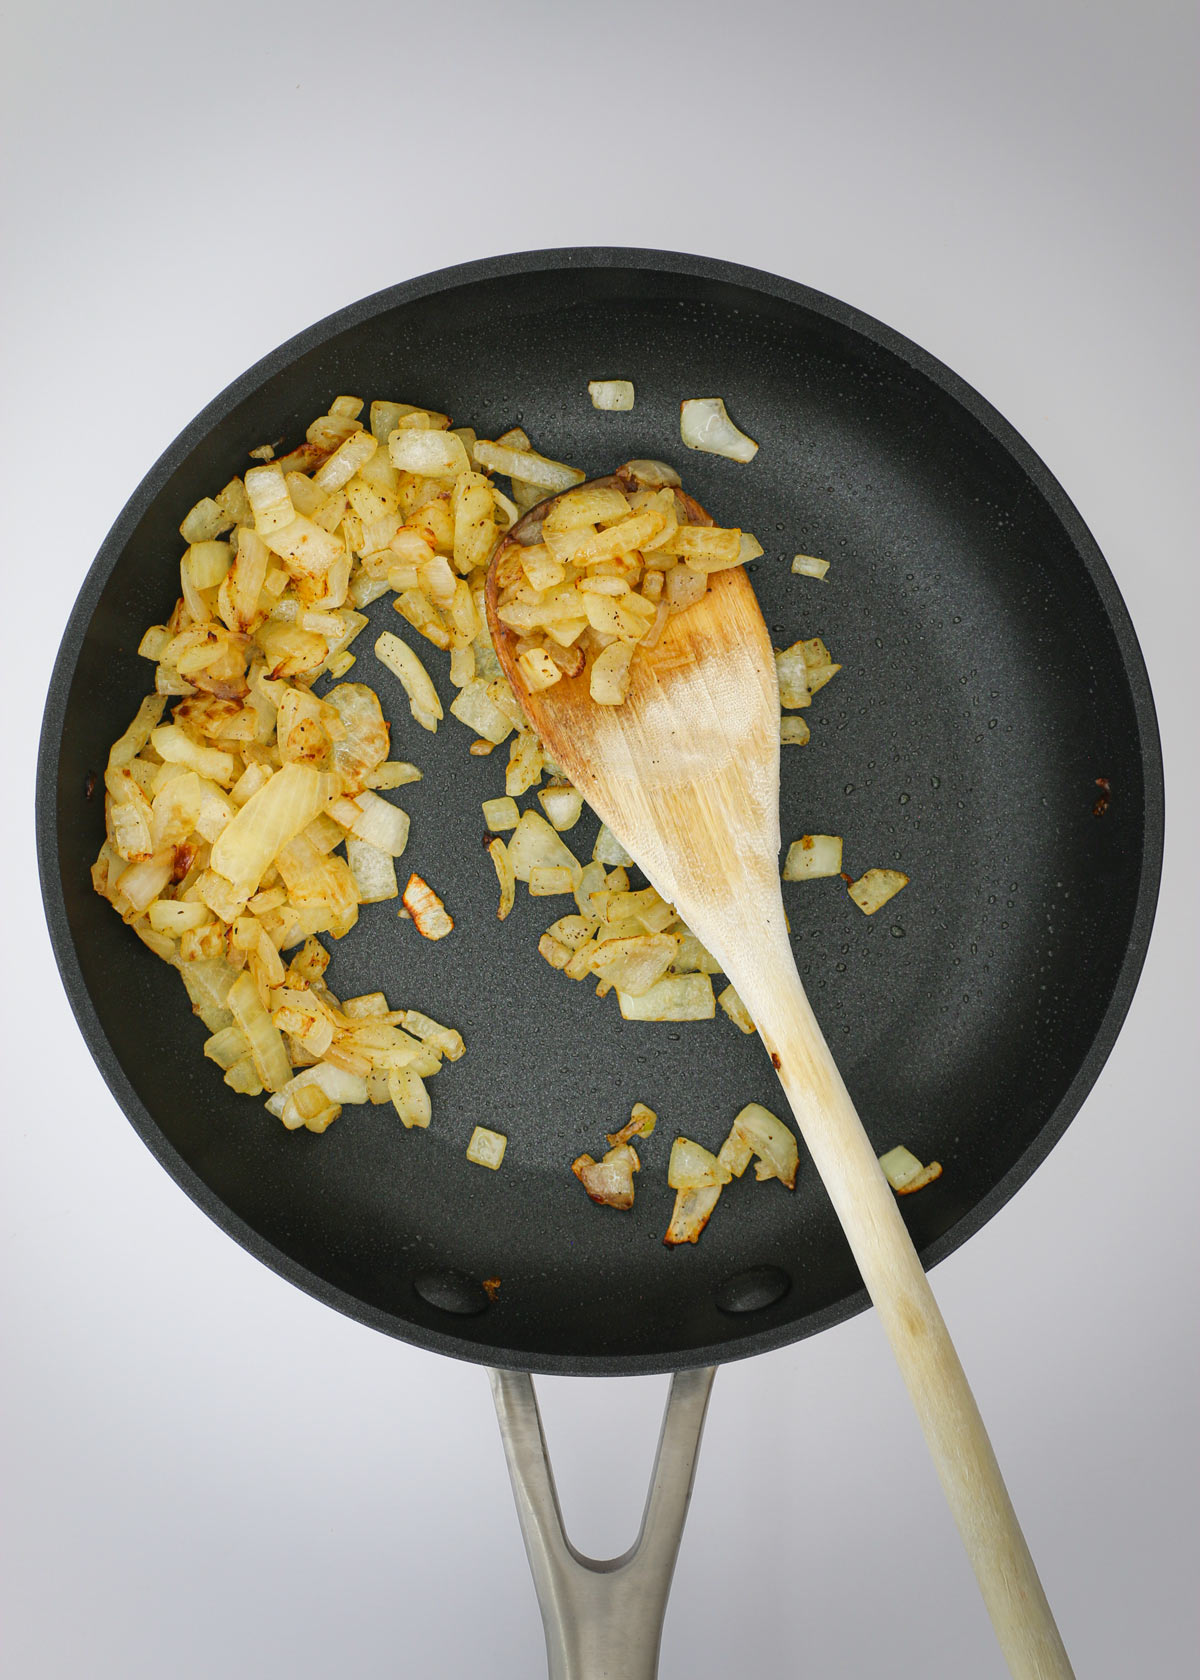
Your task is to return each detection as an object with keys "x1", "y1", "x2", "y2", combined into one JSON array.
[
  {"x1": 848, "y1": 868, "x2": 909, "y2": 914},
  {"x1": 339, "y1": 790, "x2": 410, "y2": 856},
  {"x1": 731, "y1": 1103, "x2": 799, "y2": 1189},
  {"x1": 401, "y1": 872, "x2": 454, "y2": 939},
  {"x1": 669, "y1": 931, "x2": 722, "y2": 975},
  {"x1": 617, "y1": 974, "x2": 715, "y2": 1021},
  {"x1": 537, "y1": 785, "x2": 584, "y2": 832},
  {"x1": 382, "y1": 1066, "x2": 429, "y2": 1129},
  {"x1": 792, "y1": 553, "x2": 829, "y2": 579},
  {"x1": 507, "y1": 810, "x2": 580, "y2": 882},
  {"x1": 572, "y1": 1143, "x2": 639, "y2": 1207},
  {"x1": 775, "y1": 643, "x2": 812, "y2": 709},
  {"x1": 664, "y1": 1185, "x2": 722, "y2": 1246},
  {"x1": 345, "y1": 838, "x2": 398, "y2": 903},
  {"x1": 782, "y1": 834, "x2": 843, "y2": 880},
  {"x1": 374, "y1": 630, "x2": 443, "y2": 729},
  {"x1": 485, "y1": 836, "x2": 516, "y2": 920},
  {"x1": 607, "y1": 1102, "x2": 657, "y2": 1146},
  {"x1": 679, "y1": 397, "x2": 758, "y2": 463},
  {"x1": 717, "y1": 983, "x2": 755, "y2": 1033},
  {"x1": 364, "y1": 761, "x2": 422, "y2": 791},
  {"x1": 399, "y1": 1010, "x2": 465, "y2": 1062},
  {"x1": 466, "y1": 1125, "x2": 507, "y2": 1169},
  {"x1": 668, "y1": 1136, "x2": 732, "y2": 1191},
  {"x1": 506, "y1": 731, "x2": 544, "y2": 797},
  {"x1": 780, "y1": 716, "x2": 810, "y2": 747},
  {"x1": 592, "y1": 822, "x2": 633, "y2": 867},
  {"x1": 482, "y1": 795, "x2": 520, "y2": 831},
  {"x1": 528, "y1": 864, "x2": 579, "y2": 896},
  {"x1": 715, "y1": 1130, "x2": 753, "y2": 1179},
  {"x1": 228, "y1": 970, "x2": 292, "y2": 1094},
  {"x1": 619, "y1": 458, "x2": 681, "y2": 489},
  {"x1": 591, "y1": 933, "x2": 680, "y2": 997},
  {"x1": 449, "y1": 677, "x2": 516, "y2": 745},
  {"x1": 473, "y1": 440, "x2": 585, "y2": 492},
  {"x1": 588, "y1": 380, "x2": 635, "y2": 411},
  {"x1": 387, "y1": 429, "x2": 471, "y2": 478},
  {"x1": 210, "y1": 763, "x2": 339, "y2": 894},
  {"x1": 879, "y1": 1145, "x2": 942, "y2": 1194}
]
